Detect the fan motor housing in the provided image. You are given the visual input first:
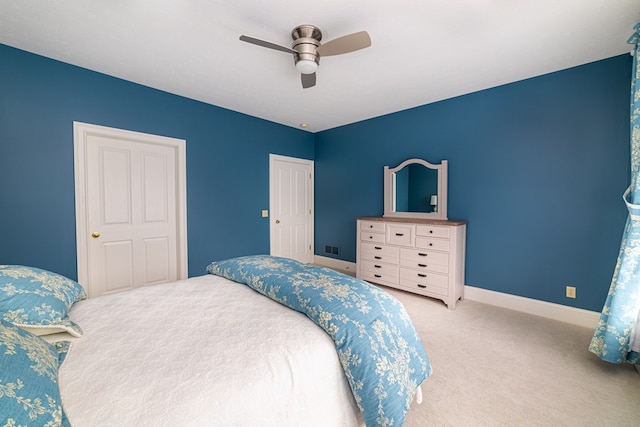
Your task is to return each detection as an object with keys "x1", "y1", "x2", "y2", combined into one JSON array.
[{"x1": 291, "y1": 25, "x2": 321, "y2": 67}]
